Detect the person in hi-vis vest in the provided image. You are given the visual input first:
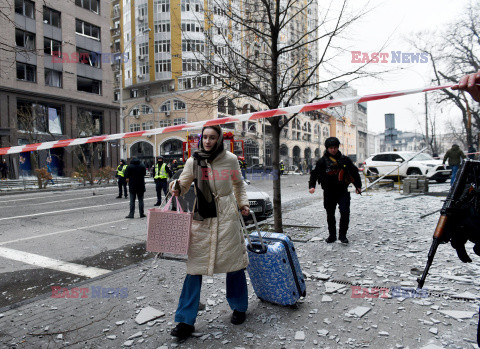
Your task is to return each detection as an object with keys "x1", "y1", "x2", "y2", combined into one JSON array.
[
  {"x1": 153, "y1": 156, "x2": 172, "y2": 206},
  {"x1": 116, "y1": 159, "x2": 128, "y2": 199}
]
